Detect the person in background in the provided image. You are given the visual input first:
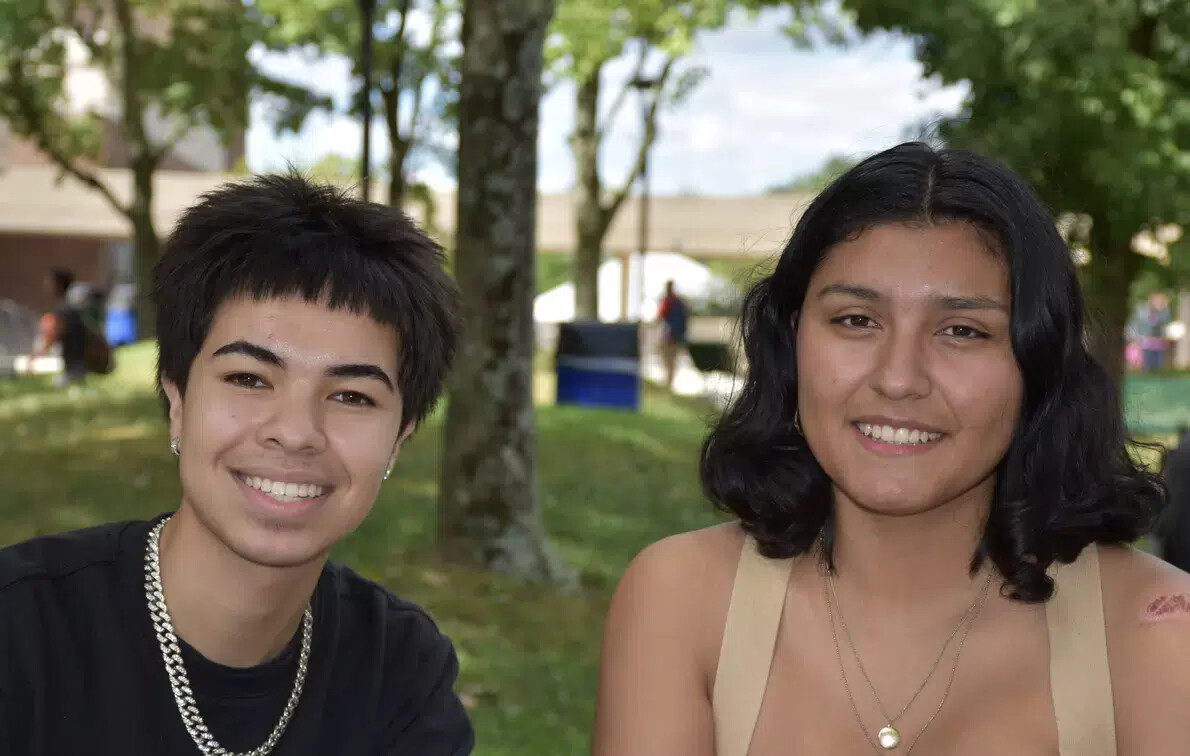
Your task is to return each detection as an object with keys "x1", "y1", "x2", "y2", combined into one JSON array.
[
  {"x1": 657, "y1": 279, "x2": 689, "y2": 389},
  {"x1": 1129, "y1": 290, "x2": 1173, "y2": 372},
  {"x1": 1159, "y1": 426, "x2": 1190, "y2": 572},
  {"x1": 30, "y1": 267, "x2": 88, "y2": 386}
]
